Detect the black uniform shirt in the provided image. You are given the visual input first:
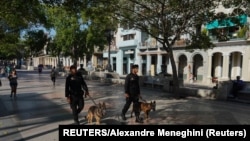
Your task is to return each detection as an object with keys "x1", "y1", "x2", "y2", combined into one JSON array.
[
  {"x1": 65, "y1": 73, "x2": 88, "y2": 97},
  {"x1": 124, "y1": 73, "x2": 140, "y2": 97}
]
